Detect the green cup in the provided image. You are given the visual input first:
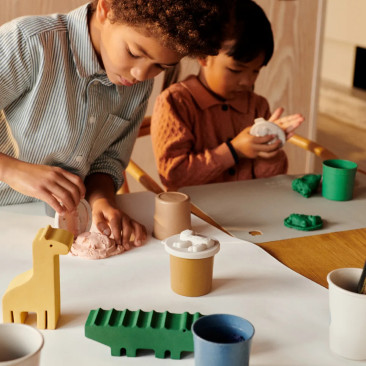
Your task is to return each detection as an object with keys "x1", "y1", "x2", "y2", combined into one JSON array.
[{"x1": 322, "y1": 159, "x2": 357, "y2": 201}]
